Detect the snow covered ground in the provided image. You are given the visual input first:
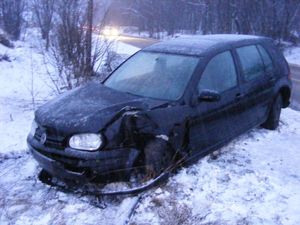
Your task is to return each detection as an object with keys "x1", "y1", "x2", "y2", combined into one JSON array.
[
  {"x1": 285, "y1": 47, "x2": 300, "y2": 65},
  {"x1": 1, "y1": 37, "x2": 300, "y2": 225},
  {"x1": 0, "y1": 40, "x2": 53, "y2": 154}
]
